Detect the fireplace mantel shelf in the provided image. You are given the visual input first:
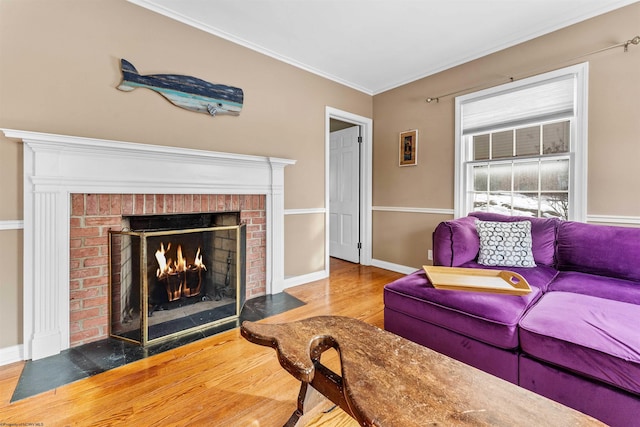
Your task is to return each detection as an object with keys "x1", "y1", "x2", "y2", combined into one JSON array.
[
  {"x1": 2, "y1": 128, "x2": 296, "y2": 361},
  {"x1": 4, "y1": 129, "x2": 292, "y2": 165},
  {"x1": 3, "y1": 129, "x2": 295, "y2": 194}
]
